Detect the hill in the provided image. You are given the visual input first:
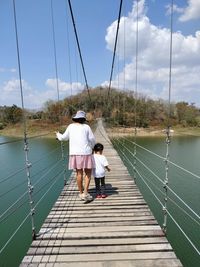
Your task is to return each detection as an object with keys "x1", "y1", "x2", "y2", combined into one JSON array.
[{"x1": 1, "y1": 87, "x2": 200, "y2": 137}]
